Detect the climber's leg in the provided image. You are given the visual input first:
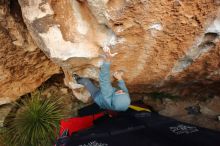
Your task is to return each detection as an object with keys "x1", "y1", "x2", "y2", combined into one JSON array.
[{"x1": 76, "y1": 77, "x2": 100, "y2": 99}]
